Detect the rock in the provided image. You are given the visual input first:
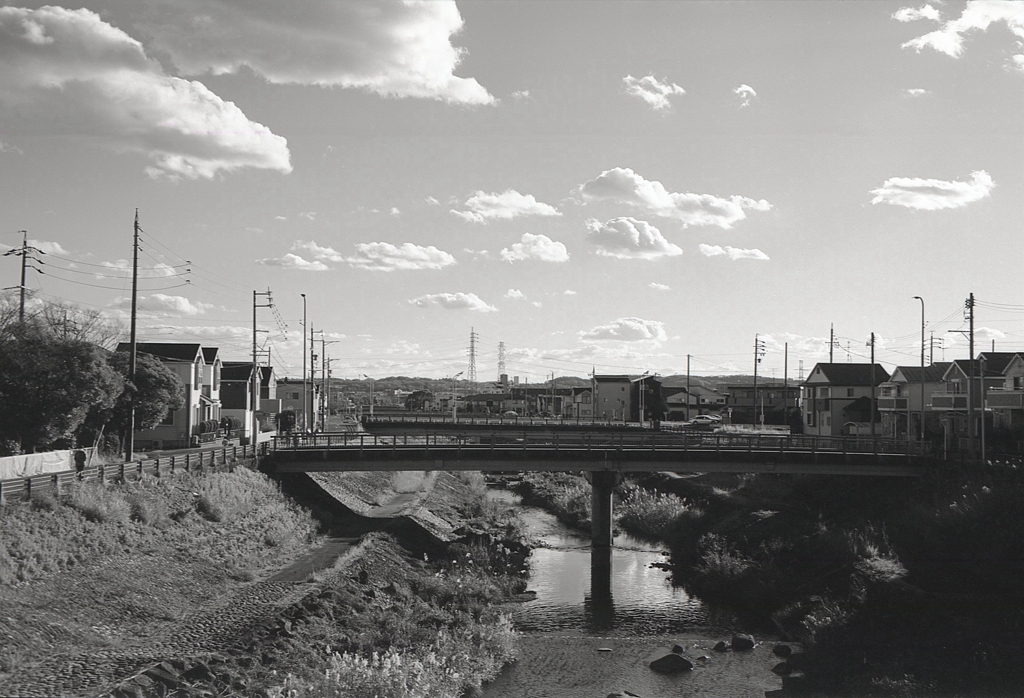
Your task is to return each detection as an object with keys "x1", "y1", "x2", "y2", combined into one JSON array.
[
  {"x1": 649, "y1": 652, "x2": 694, "y2": 673},
  {"x1": 731, "y1": 633, "x2": 755, "y2": 651},
  {"x1": 771, "y1": 661, "x2": 792, "y2": 676},
  {"x1": 598, "y1": 647, "x2": 613, "y2": 652},
  {"x1": 713, "y1": 640, "x2": 730, "y2": 652},
  {"x1": 671, "y1": 644, "x2": 685, "y2": 654},
  {"x1": 357, "y1": 569, "x2": 369, "y2": 584},
  {"x1": 772, "y1": 644, "x2": 793, "y2": 658},
  {"x1": 183, "y1": 662, "x2": 215, "y2": 683}
]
